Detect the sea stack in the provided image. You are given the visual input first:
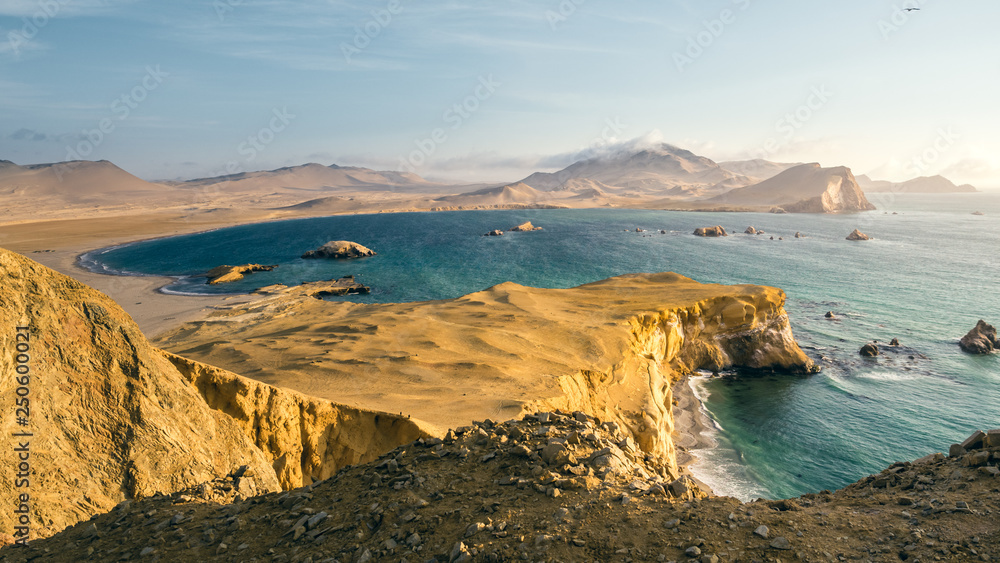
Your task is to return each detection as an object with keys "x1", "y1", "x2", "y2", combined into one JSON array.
[
  {"x1": 302, "y1": 241, "x2": 377, "y2": 259},
  {"x1": 694, "y1": 226, "x2": 728, "y2": 237},
  {"x1": 959, "y1": 320, "x2": 998, "y2": 354},
  {"x1": 509, "y1": 221, "x2": 542, "y2": 232},
  {"x1": 846, "y1": 229, "x2": 870, "y2": 241}
]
